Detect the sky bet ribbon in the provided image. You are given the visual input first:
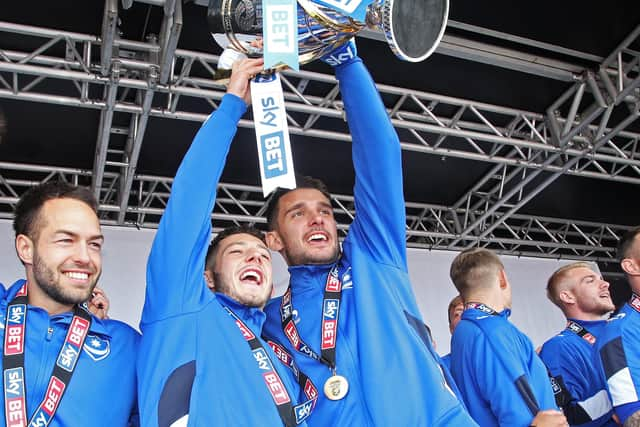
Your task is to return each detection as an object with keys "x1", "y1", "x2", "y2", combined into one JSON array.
[
  {"x1": 262, "y1": 0, "x2": 299, "y2": 71},
  {"x1": 3, "y1": 283, "x2": 92, "y2": 427},
  {"x1": 251, "y1": 72, "x2": 297, "y2": 197},
  {"x1": 313, "y1": 0, "x2": 371, "y2": 22}
]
